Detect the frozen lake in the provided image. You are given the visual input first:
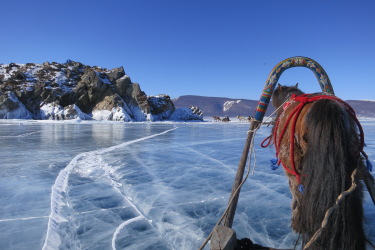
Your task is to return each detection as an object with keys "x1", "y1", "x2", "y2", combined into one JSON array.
[{"x1": 1, "y1": 119, "x2": 374, "y2": 249}]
